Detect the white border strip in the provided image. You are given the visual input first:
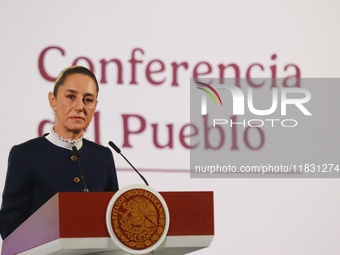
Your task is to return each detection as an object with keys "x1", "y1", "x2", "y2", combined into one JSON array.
[{"x1": 18, "y1": 236, "x2": 213, "y2": 255}]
